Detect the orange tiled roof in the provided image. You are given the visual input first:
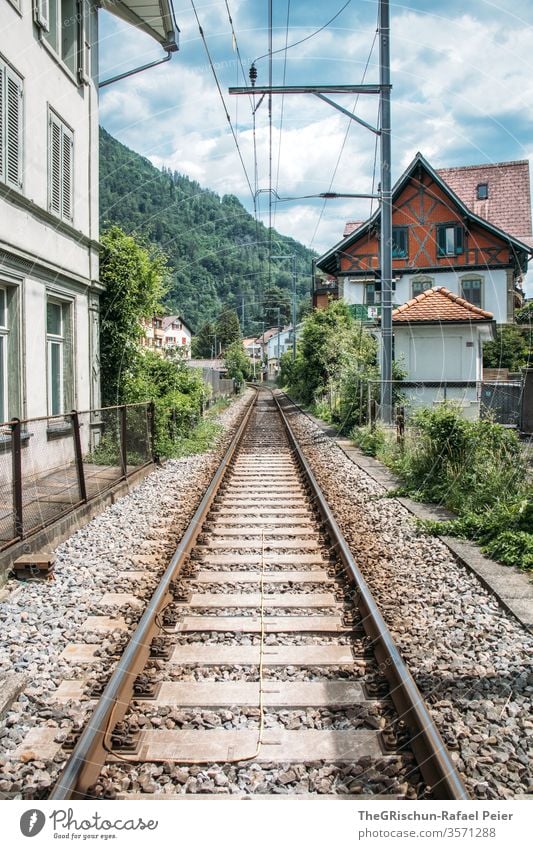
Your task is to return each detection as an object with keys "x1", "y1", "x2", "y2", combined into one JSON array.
[
  {"x1": 436, "y1": 160, "x2": 532, "y2": 242},
  {"x1": 392, "y1": 287, "x2": 493, "y2": 323}
]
